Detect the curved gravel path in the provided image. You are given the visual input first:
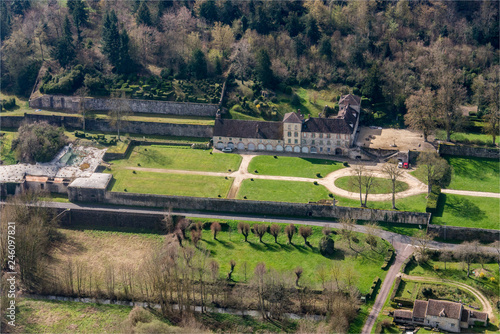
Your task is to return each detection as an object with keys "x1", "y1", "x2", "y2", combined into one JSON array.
[{"x1": 123, "y1": 156, "x2": 429, "y2": 201}]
